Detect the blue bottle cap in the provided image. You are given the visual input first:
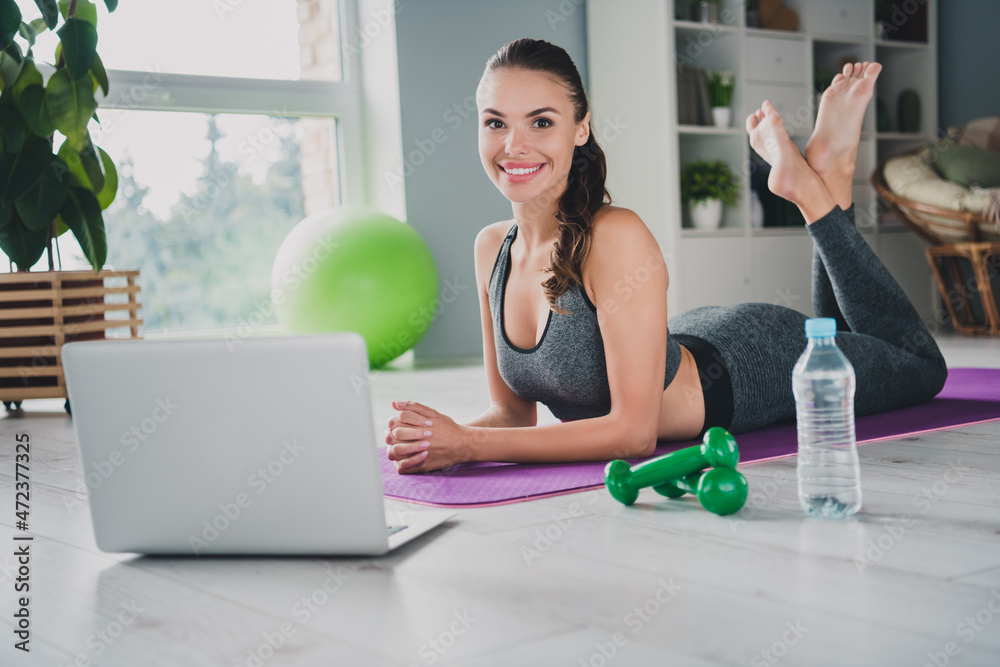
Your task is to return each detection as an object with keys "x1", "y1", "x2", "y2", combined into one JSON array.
[{"x1": 805, "y1": 317, "x2": 836, "y2": 338}]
